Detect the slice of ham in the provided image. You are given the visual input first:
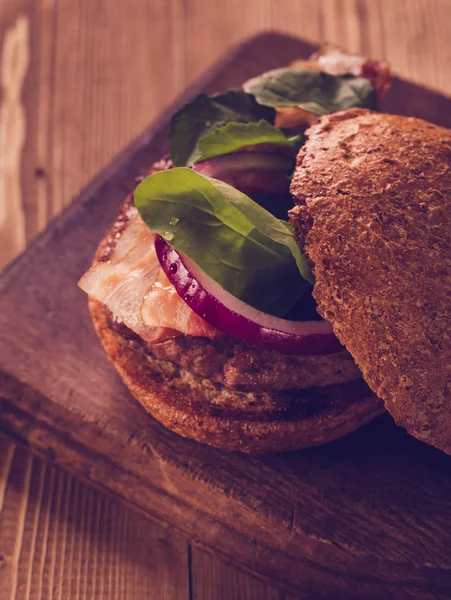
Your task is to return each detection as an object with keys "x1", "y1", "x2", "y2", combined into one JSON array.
[
  {"x1": 78, "y1": 214, "x2": 219, "y2": 342},
  {"x1": 275, "y1": 45, "x2": 391, "y2": 130}
]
